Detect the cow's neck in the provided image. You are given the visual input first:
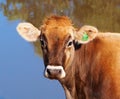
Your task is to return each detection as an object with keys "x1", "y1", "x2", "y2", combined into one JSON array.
[
  {"x1": 59, "y1": 63, "x2": 77, "y2": 99},
  {"x1": 59, "y1": 43, "x2": 94, "y2": 99}
]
